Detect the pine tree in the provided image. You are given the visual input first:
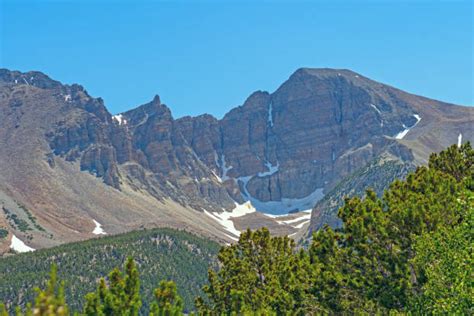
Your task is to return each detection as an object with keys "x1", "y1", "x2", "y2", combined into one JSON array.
[
  {"x1": 15, "y1": 265, "x2": 69, "y2": 316},
  {"x1": 196, "y1": 228, "x2": 309, "y2": 315},
  {"x1": 82, "y1": 257, "x2": 141, "y2": 316},
  {"x1": 409, "y1": 190, "x2": 473, "y2": 314},
  {"x1": 428, "y1": 142, "x2": 473, "y2": 183},
  {"x1": 308, "y1": 142, "x2": 473, "y2": 313},
  {"x1": 149, "y1": 281, "x2": 183, "y2": 316}
]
